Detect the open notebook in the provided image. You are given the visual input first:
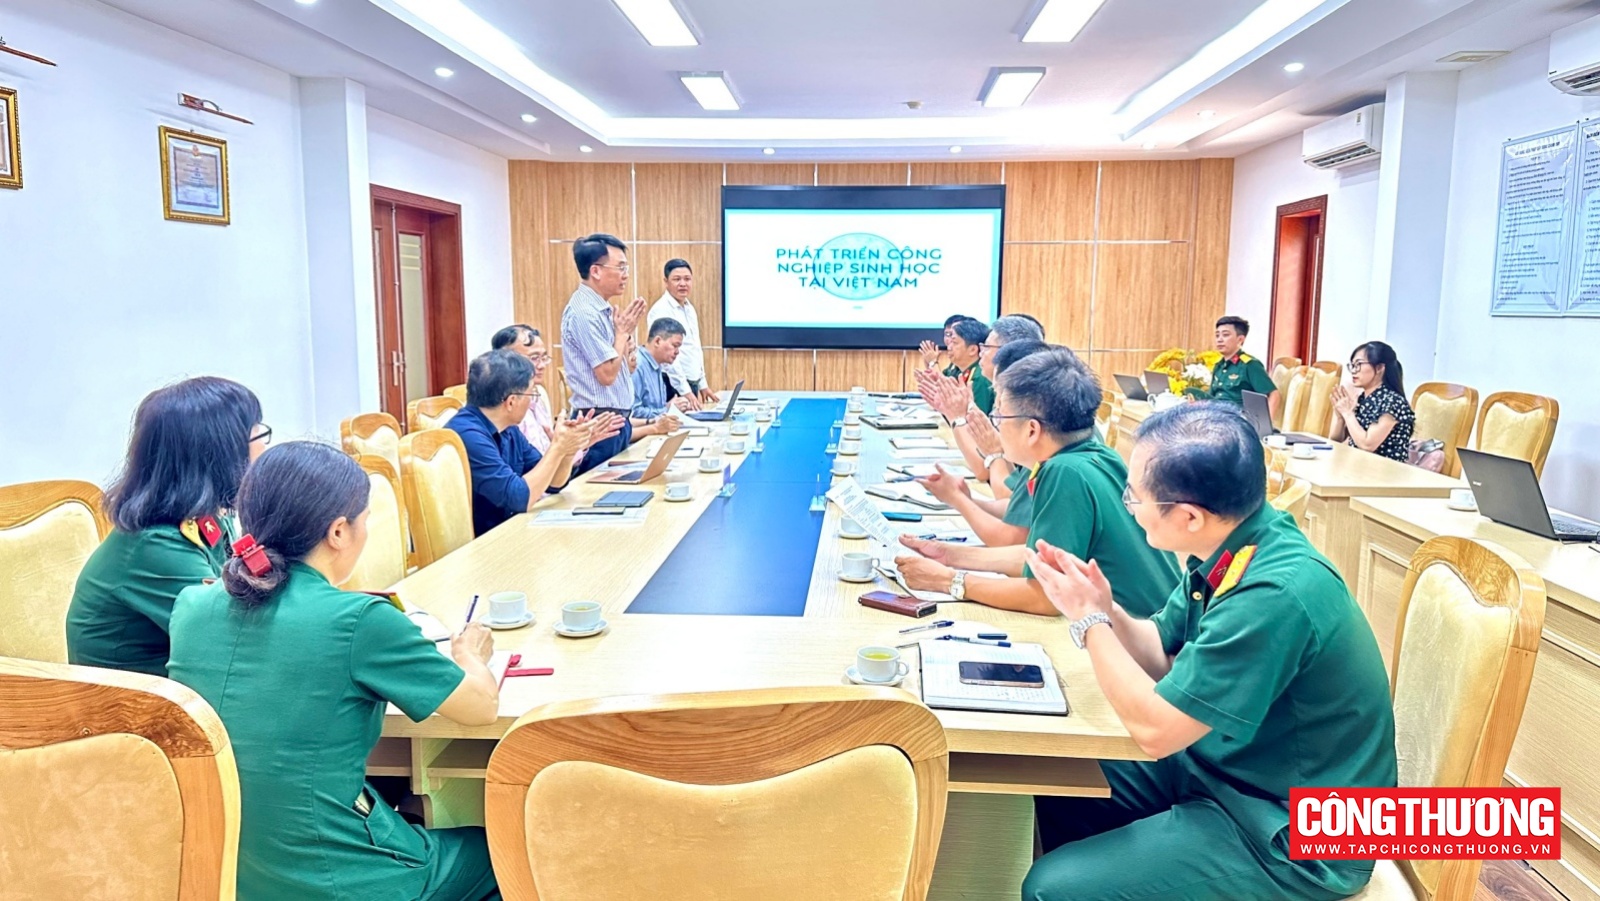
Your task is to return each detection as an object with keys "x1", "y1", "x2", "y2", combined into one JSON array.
[
  {"x1": 917, "y1": 639, "x2": 1069, "y2": 716},
  {"x1": 410, "y1": 610, "x2": 515, "y2": 684}
]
